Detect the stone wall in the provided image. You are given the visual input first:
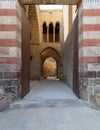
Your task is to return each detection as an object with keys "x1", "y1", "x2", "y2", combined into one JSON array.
[
  {"x1": 78, "y1": 0, "x2": 100, "y2": 105},
  {"x1": 29, "y1": 8, "x2": 62, "y2": 79},
  {"x1": 30, "y1": 43, "x2": 61, "y2": 79},
  {"x1": 62, "y1": 15, "x2": 78, "y2": 89},
  {"x1": 28, "y1": 5, "x2": 39, "y2": 44},
  {"x1": 0, "y1": 0, "x2": 21, "y2": 100}
]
